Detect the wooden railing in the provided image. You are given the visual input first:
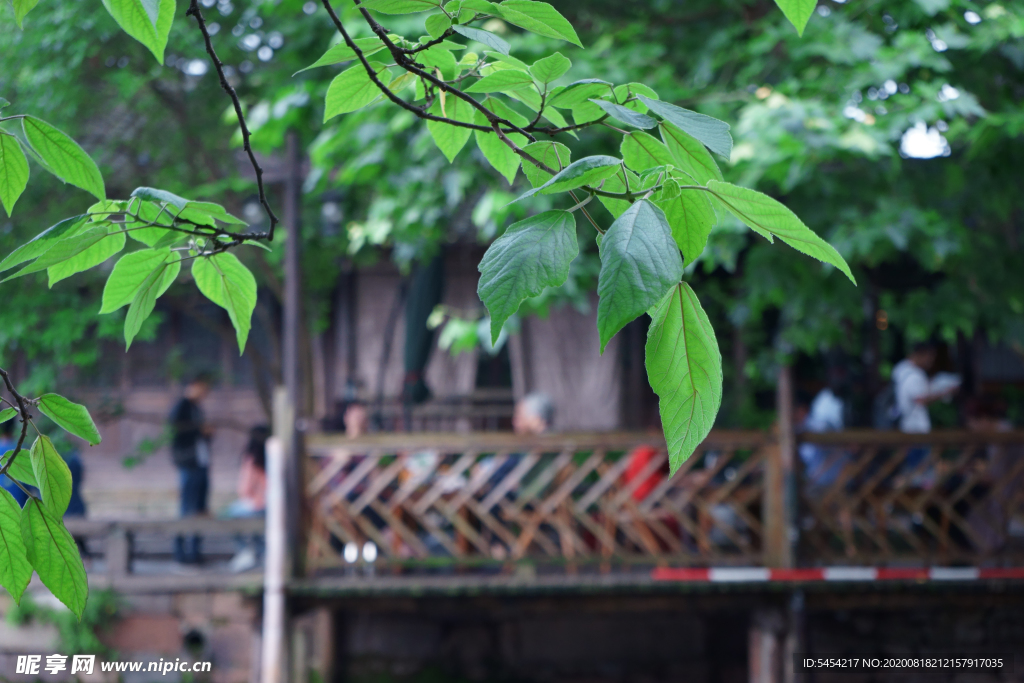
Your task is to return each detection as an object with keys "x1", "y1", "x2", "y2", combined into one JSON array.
[
  {"x1": 302, "y1": 430, "x2": 1024, "y2": 576},
  {"x1": 797, "y1": 430, "x2": 1024, "y2": 565},
  {"x1": 303, "y1": 431, "x2": 771, "y2": 574}
]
